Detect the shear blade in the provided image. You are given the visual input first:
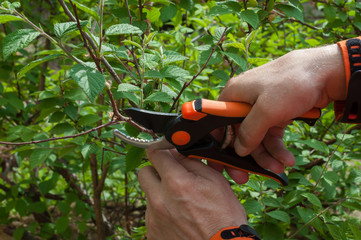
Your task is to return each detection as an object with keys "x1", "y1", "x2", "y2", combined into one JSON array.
[
  {"x1": 123, "y1": 108, "x2": 178, "y2": 134},
  {"x1": 113, "y1": 129, "x2": 174, "y2": 150}
]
